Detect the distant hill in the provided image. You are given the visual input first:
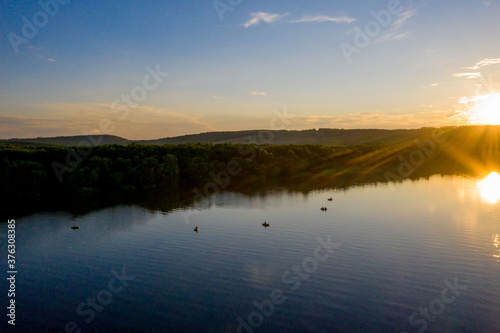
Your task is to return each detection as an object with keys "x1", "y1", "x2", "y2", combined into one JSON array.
[
  {"x1": 1, "y1": 135, "x2": 131, "y2": 146},
  {"x1": 136, "y1": 128, "x2": 434, "y2": 146},
  {"x1": 2, "y1": 126, "x2": 500, "y2": 147}
]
